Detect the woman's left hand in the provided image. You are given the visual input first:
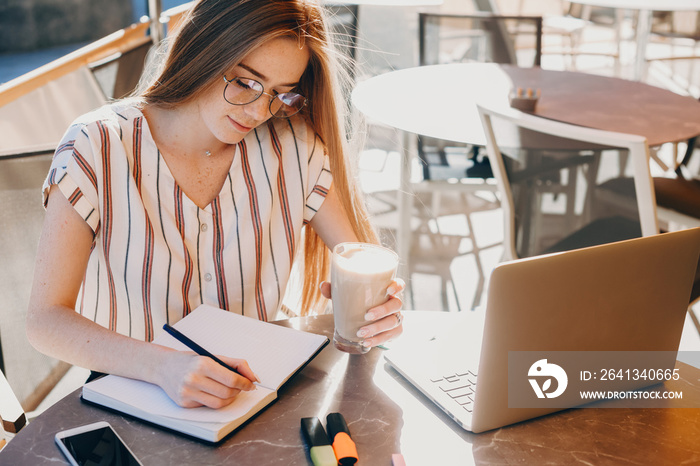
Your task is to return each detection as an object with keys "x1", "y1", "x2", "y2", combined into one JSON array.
[{"x1": 320, "y1": 278, "x2": 405, "y2": 348}]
